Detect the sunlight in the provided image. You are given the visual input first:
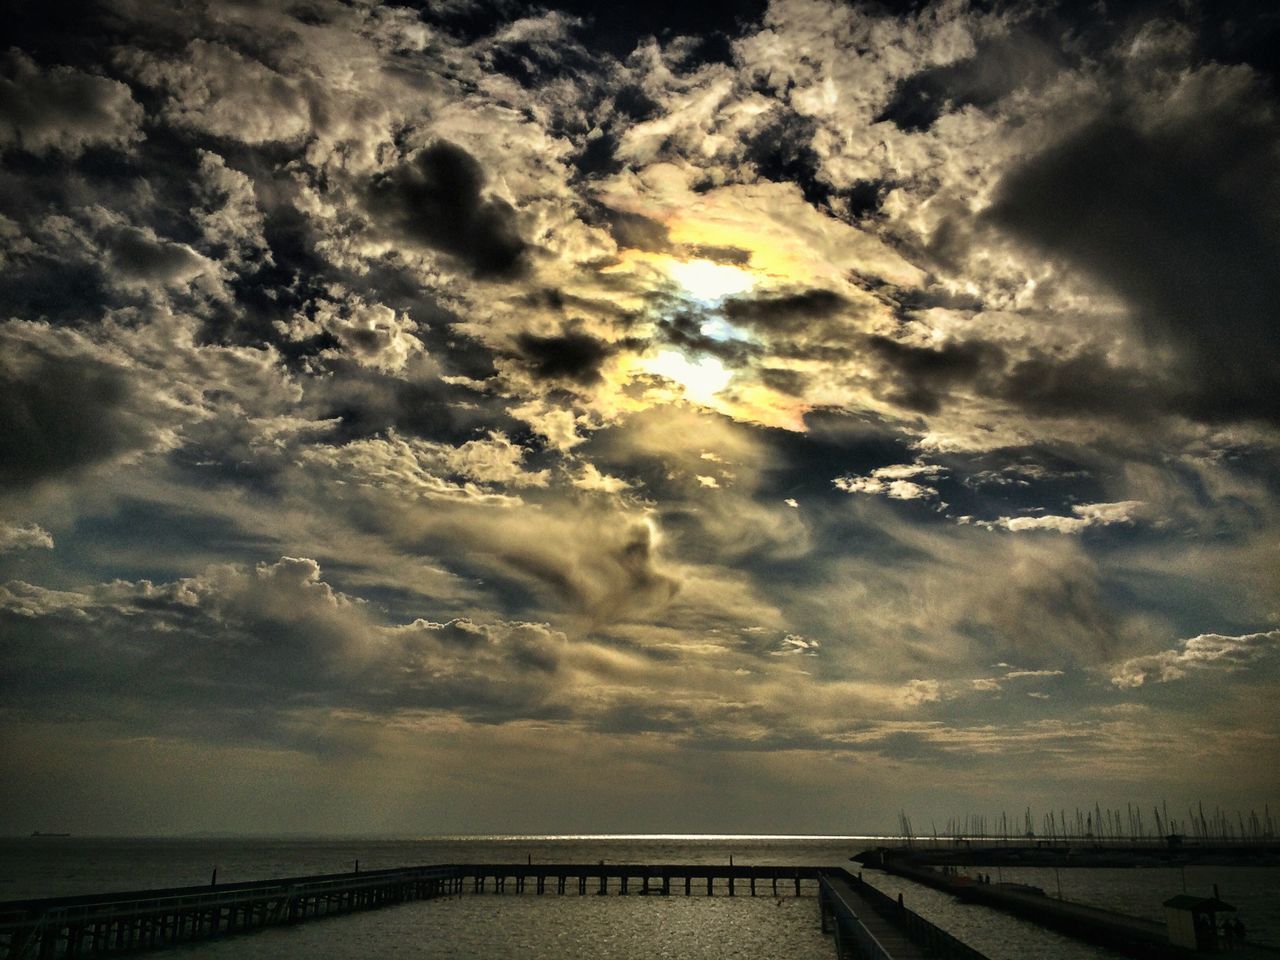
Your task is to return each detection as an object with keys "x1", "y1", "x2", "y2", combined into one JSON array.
[
  {"x1": 666, "y1": 258, "x2": 756, "y2": 303},
  {"x1": 643, "y1": 349, "x2": 733, "y2": 404}
]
